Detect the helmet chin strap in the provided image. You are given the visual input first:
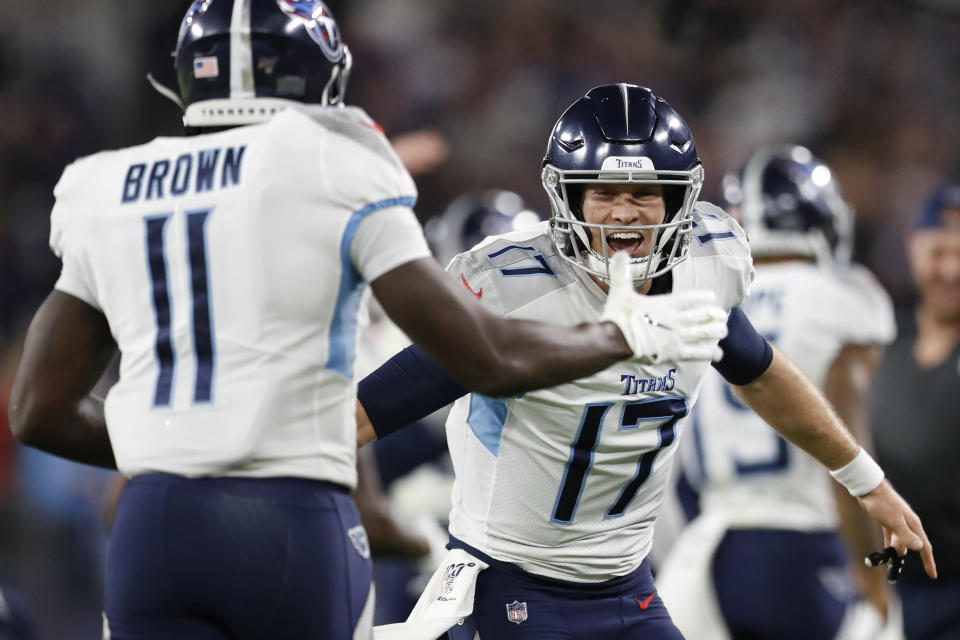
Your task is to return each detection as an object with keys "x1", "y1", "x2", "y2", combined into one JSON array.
[
  {"x1": 585, "y1": 250, "x2": 652, "y2": 283},
  {"x1": 146, "y1": 73, "x2": 185, "y2": 111},
  {"x1": 588, "y1": 219, "x2": 678, "y2": 283}
]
